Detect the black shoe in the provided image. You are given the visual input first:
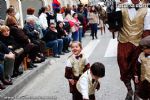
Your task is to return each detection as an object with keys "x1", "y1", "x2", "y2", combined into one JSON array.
[
  {"x1": 17, "y1": 71, "x2": 23, "y2": 75},
  {"x1": 64, "y1": 50, "x2": 70, "y2": 53},
  {"x1": 53, "y1": 55, "x2": 60, "y2": 58},
  {"x1": 30, "y1": 62, "x2": 37, "y2": 67},
  {"x1": 11, "y1": 72, "x2": 18, "y2": 78},
  {"x1": 125, "y1": 90, "x2": 133, "y2": 100},
  {"x1": 0, "y1": 83, "x2": 5, "y2": 90},
  {"x1": 27, "y1": 62, "x2": 35, "y2": 69},
  {"x1": 66, "y1": 50, "x2": 71, "y2": 52},
  {"x1": 11, "y1": 71, "x2": 21, "y2": 78},
  {"x1": 59, "y1": 52, "x2": 65, "y2": 55},
  {"x1": 2, "y1": 79, "x2": 13, "y2": 85}
]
